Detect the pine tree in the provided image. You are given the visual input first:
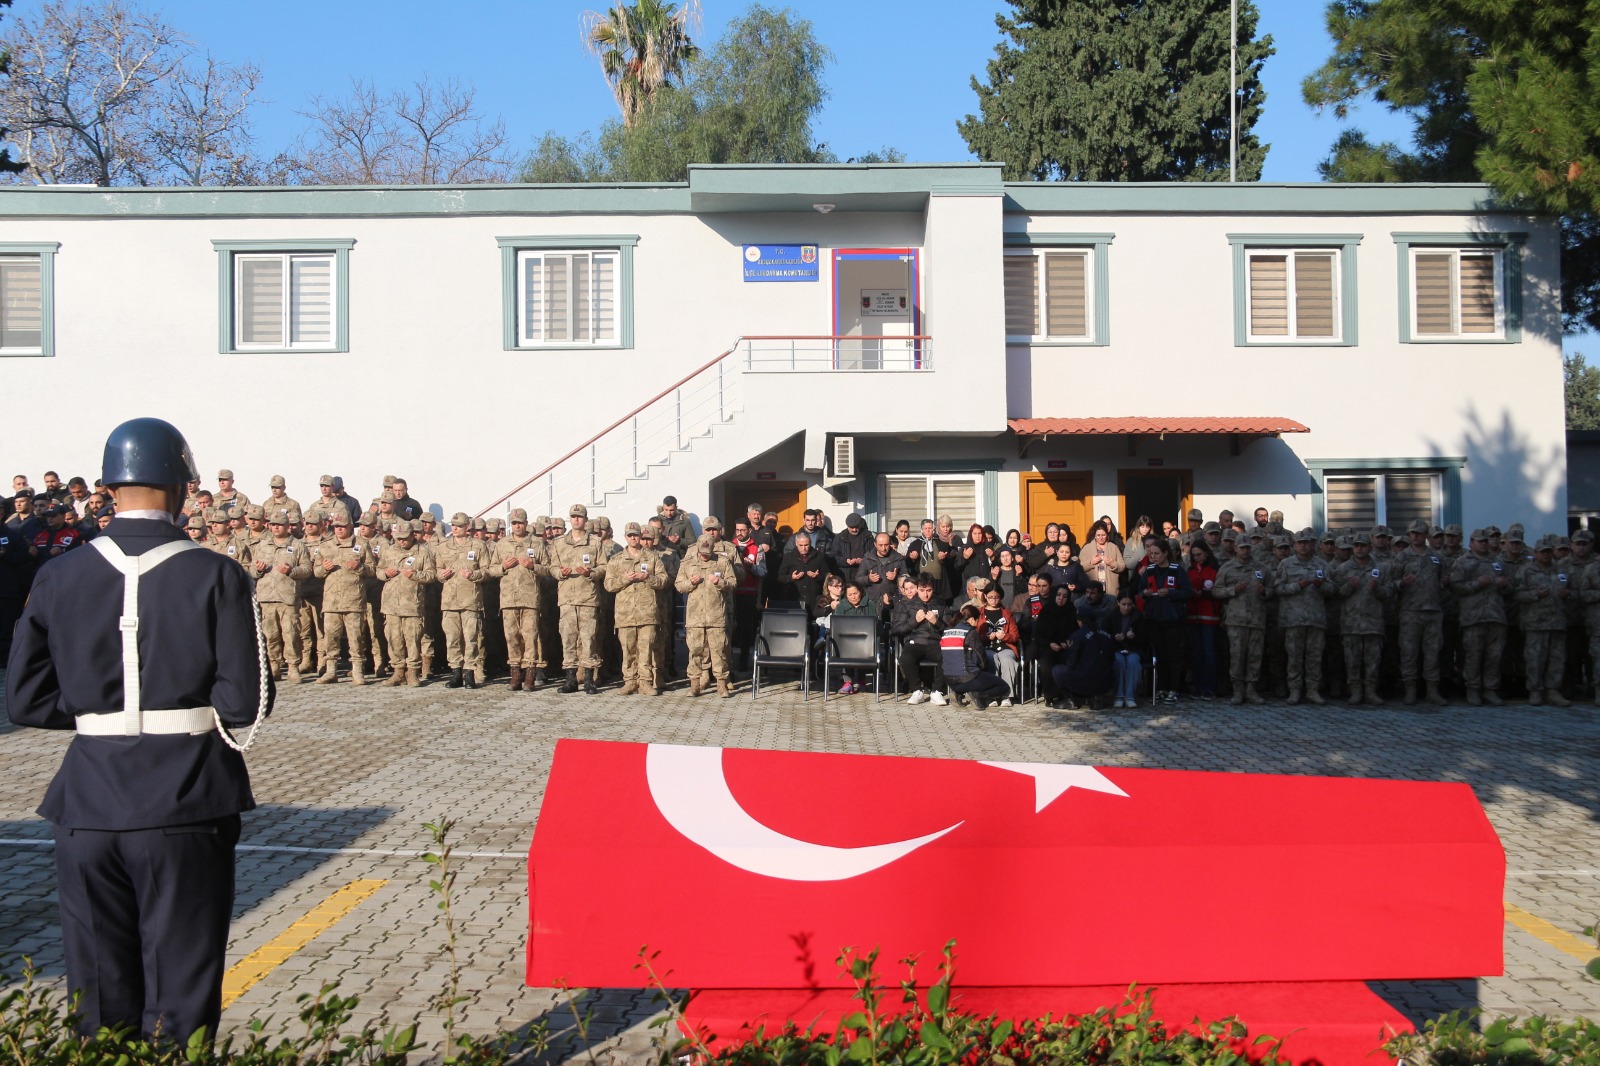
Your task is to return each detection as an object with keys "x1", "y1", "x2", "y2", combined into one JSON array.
[{"x1": 958, "y1": 0, "x2": 1273, "y2": 182}]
